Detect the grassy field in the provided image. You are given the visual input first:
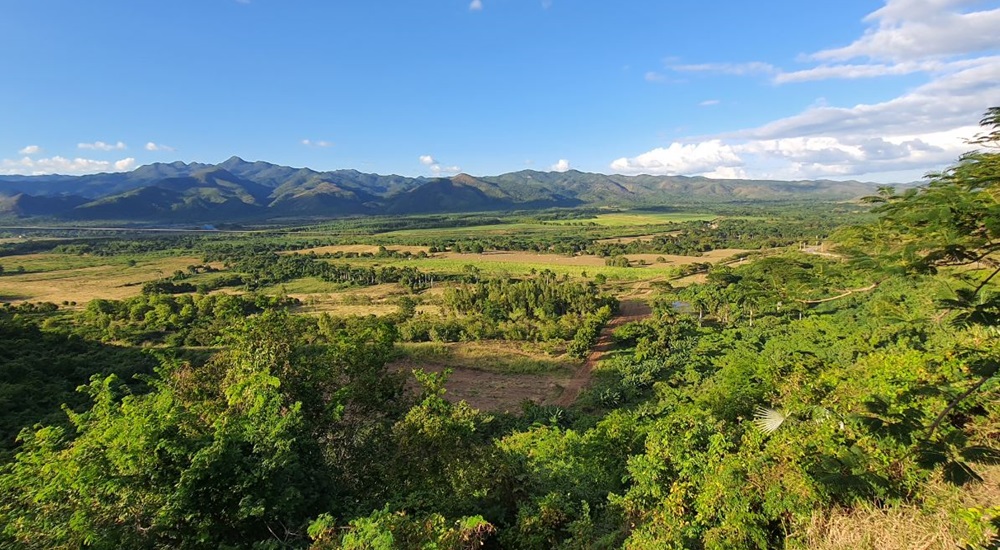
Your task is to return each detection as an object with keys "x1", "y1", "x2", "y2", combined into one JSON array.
[
  {"x1": 317, "y1": 248, "x2": 747, "y2": 280},
  {"x1": 0, "y1": 253, "x2": 206, "y2": 303},
  {"x1": 547, "y1": 212, "x2": 717, "y2": 226},
  {"x1": 0, "y1": 207, "x2": 745, "y2": 307},
  {"x1": 370, "y1": 211, "x2": 716, "y2": 240},
  {"x1": 0, "y1": 242, "x2": 746, "y2": 304}
]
